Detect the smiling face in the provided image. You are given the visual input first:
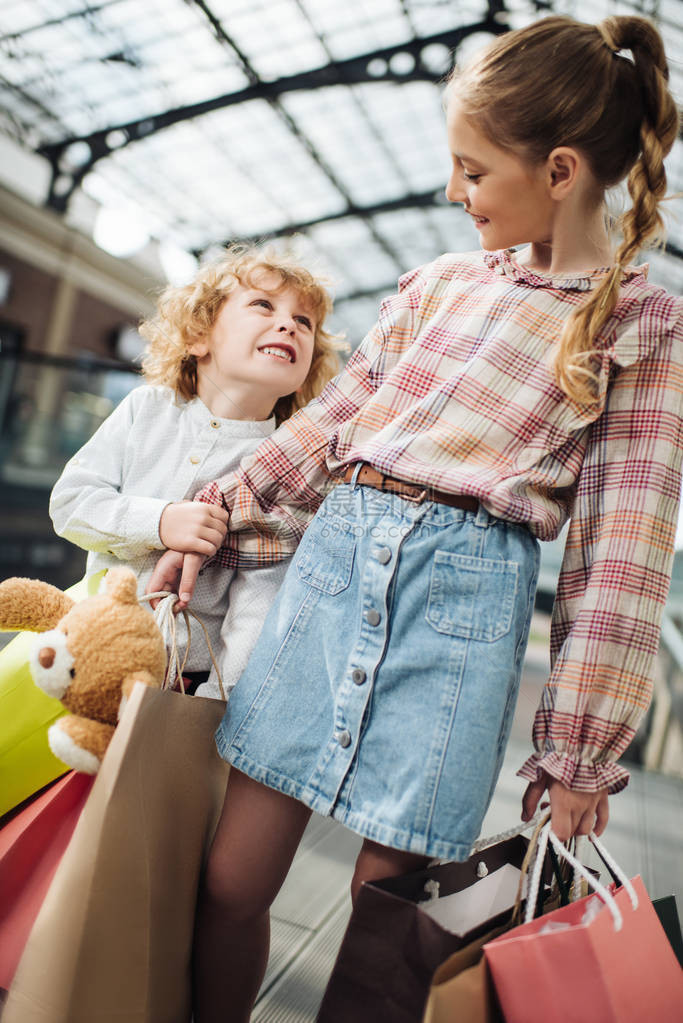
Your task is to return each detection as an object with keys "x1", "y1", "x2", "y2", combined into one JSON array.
[
  {"x1": 190, "y1": 272, "x2": 318, "y2": 420},
  {"x1": 445, "y1": 98, "x2": 554, "y2": 252}
]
